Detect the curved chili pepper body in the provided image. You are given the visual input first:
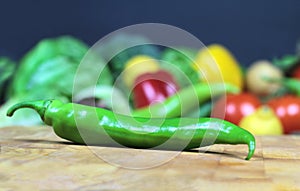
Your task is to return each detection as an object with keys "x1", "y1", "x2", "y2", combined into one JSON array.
[
  {"x1": 7, "y1": 100, "x2": 255, "y2": 160},
  {"x1": 132, "y1": 82, "x2": 240, "y2": 118}
]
